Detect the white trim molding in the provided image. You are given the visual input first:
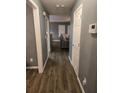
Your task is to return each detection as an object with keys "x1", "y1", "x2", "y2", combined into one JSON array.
[
  {"x1": 43, "y1": 56, "x2": 49, "y2": 72},
  {"x1": 26, "y1": 66, "x2": 38, "y2": 69},
  {"x1": 77, "y1": 76, "x2": 86, "y2": 93},
  {"x1": 68, "y1": 56, "x2": 72, "y2": 63},
  {"x1": 68, "y1": 56, "x2": 85, "y2": 93},
  {"x1": 52, "y1": 40, "x2": 60, "y2": 42}
]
